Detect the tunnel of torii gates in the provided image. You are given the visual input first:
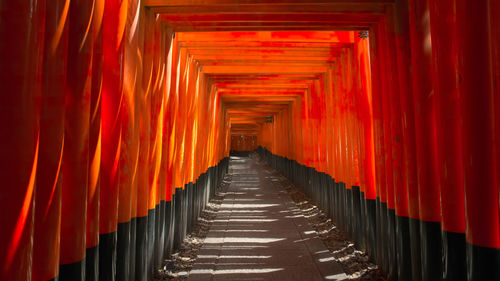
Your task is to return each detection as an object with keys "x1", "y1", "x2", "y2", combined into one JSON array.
[{"x1": 0, "y1": 0, "x2": 499, "y2": 281}]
